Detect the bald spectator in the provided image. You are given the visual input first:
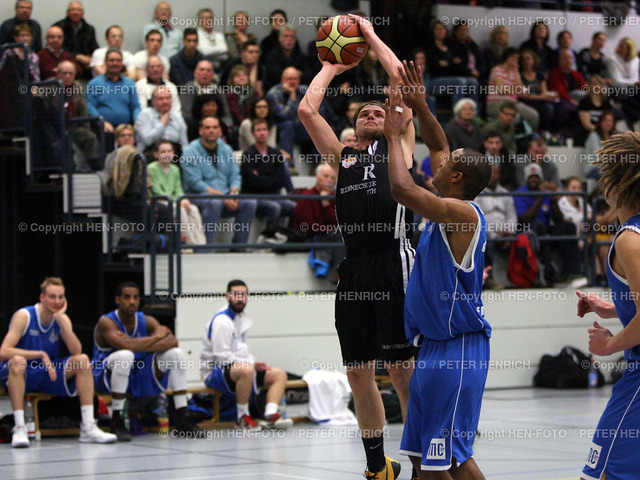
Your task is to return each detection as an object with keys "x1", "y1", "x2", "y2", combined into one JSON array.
[
  {"x1": 90, "y1": 25, "x2": 135, "y2": 78},
  {"x1": 86, "y1": 49, "x2": 140, "y2": 147},
  {"x1": 0, "y1": 0, "x2": 42, "y2": 52},
  {"x1": 135, "y1": 86, "x2": 187, "y2": 154},
  {"x1": 179, "y1": 60, "x2": 221, "y2": 123},
  {"x1": 142, "y1": 2, "x2": 182, "y2": 59},
  {"x1": 53, "y1": 1, "x2": 99, "y2": 80},
  {"x1": 37, "y1": 26, "x2": 80, "y2": 80},
  {"x1": 169, "y1": 28, "x2": 204, "y2": 86},
  {"x1": 132, "y1": 29, "x2": 170, "y2": 81},
  {"x1": 196, "y1": 8, "x2": 228, "y2": 67},
  {"x1": 57, "y1": 60, "x2": 99, "y2": 170},
  {"x1": 136, "y1": 55, "x2": 180, "y2": 115},
  {"x1": 264, "y1": 24, "x2": 307, "y2": 92},
  {"x1": 219, "y1": 39, "x2": 264, "y2": 96}
]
